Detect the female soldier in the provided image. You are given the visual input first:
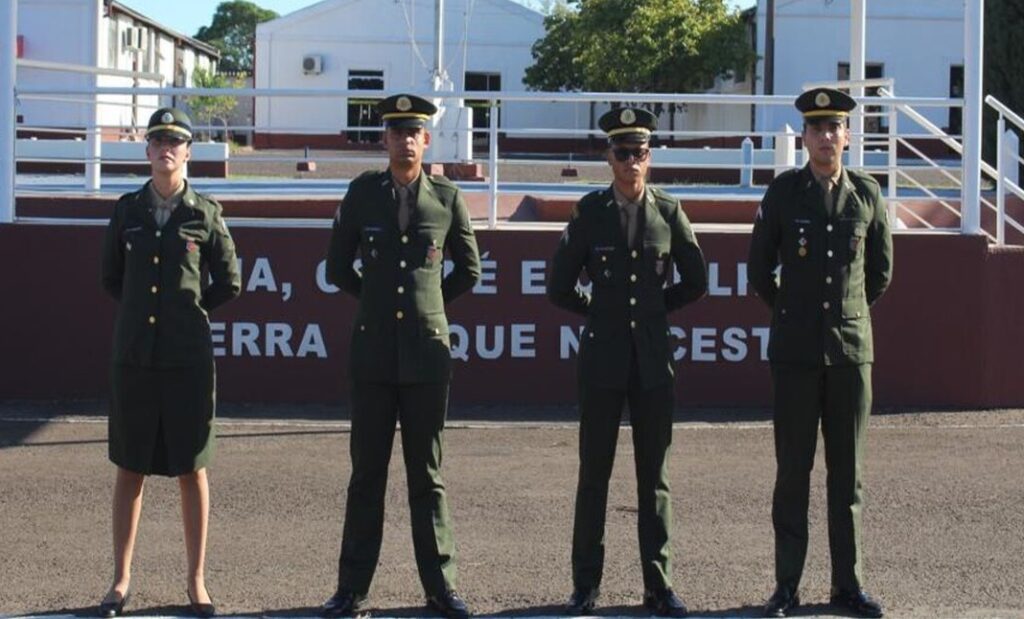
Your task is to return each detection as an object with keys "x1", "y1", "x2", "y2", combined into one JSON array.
[{"x1": 98, "y1": 107, "x2": 241, "y2": 618}]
